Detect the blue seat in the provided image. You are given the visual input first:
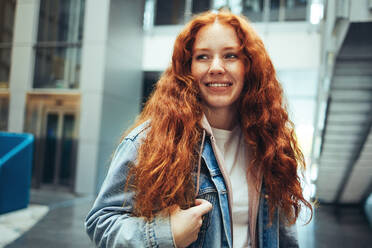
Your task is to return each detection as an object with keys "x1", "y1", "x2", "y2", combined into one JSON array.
[{"x1": 0, "y1": 132, "x2": 34, "y2": 215}]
